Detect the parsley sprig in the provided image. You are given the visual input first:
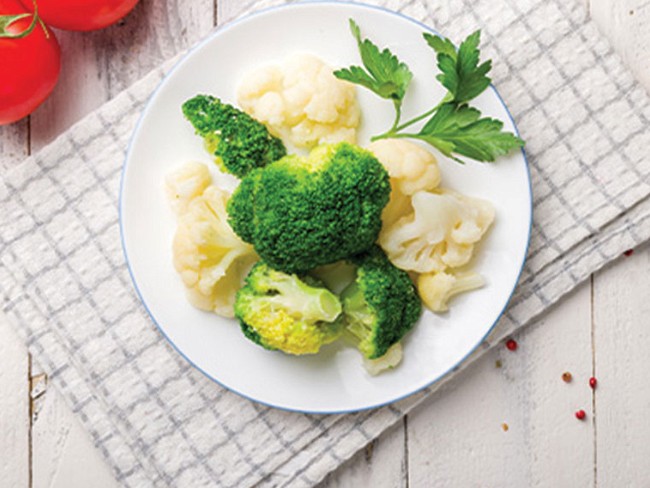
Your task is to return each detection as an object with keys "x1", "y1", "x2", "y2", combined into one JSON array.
[
  {"x1": 334, "y1": 20, "x2": 413, "y2": 132},
  {"x1": 333, "y1": 20, "x2": 524, "y2": 164}
]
